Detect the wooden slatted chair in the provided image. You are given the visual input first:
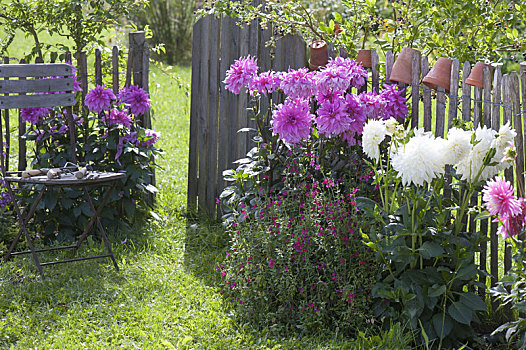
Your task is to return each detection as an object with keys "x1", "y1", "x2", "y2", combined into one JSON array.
[{"x1": 0, "y1": 62, "x2": 124, "y2": 279}]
